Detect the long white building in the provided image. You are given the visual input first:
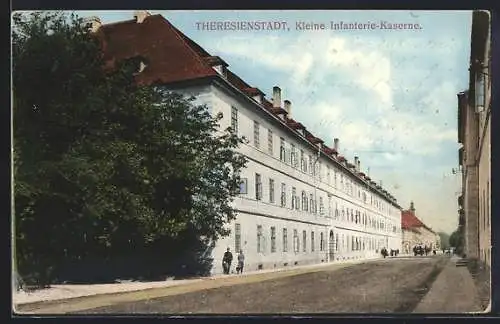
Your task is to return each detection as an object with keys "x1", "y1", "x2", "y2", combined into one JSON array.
[{"x1": 95, "y1": 11, "x2": 403, "y2": 274}]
